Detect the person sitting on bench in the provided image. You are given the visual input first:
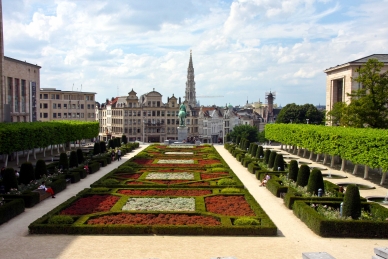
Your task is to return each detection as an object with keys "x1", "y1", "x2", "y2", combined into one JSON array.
[
  {"x1": 38, "y1": 181, "x2": 55, "y2": 198},
  {"x1": 260, "y1": 174, "x2": 271, "y2": 187}
]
